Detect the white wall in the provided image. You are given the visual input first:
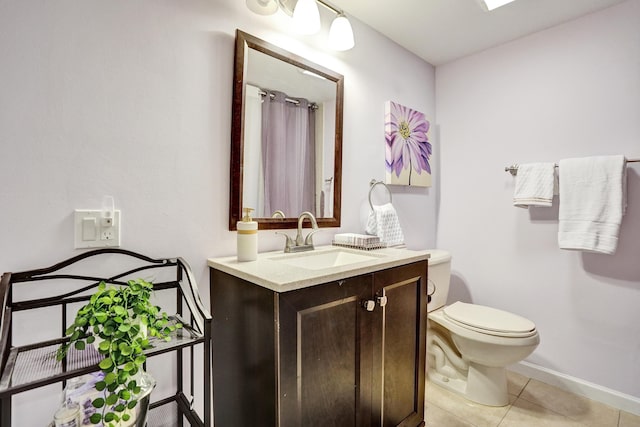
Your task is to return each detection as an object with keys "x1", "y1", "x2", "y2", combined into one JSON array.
[
  {"x1": 0, "y1": 0, "x2": 436, "y2": 424},
  {"x1": 436, "y1": 0, "x2": 640, "y2": 399}
]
